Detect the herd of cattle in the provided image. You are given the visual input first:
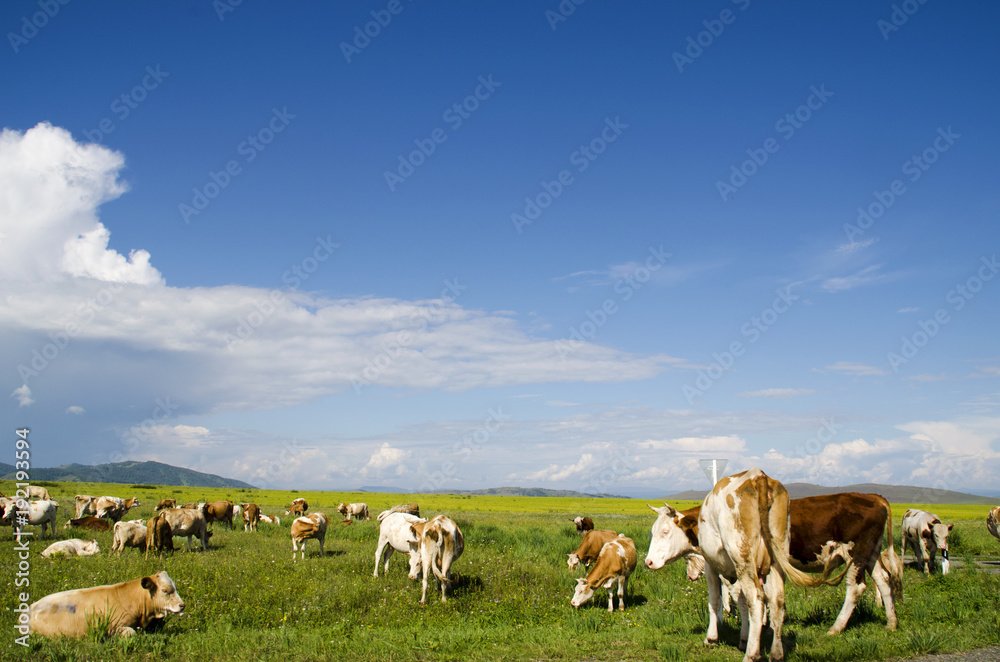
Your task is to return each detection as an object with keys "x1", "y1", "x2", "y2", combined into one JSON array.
[{"x1": 6, "y1": 472, "x2": 1000, "y2": 658}]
